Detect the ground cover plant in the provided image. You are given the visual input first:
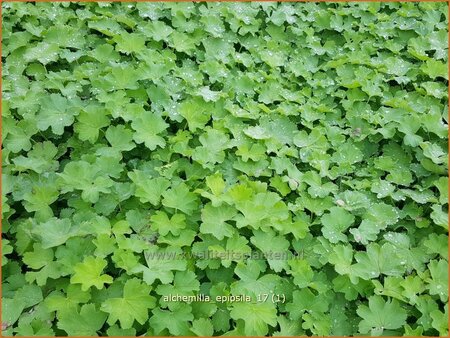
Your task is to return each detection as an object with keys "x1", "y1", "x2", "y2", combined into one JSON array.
[{"x1": 1, "y1": 1, "x2": 449, "y2": 336}]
